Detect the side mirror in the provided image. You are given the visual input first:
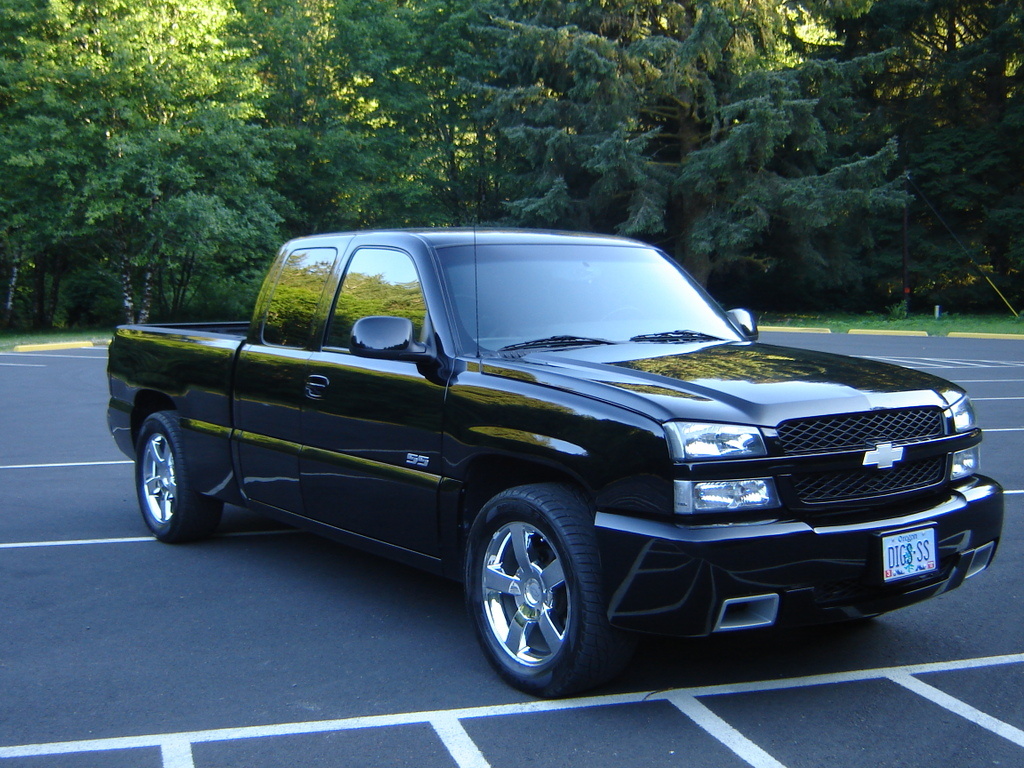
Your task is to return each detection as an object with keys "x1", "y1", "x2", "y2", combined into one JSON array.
[
  {"x1": 727, "y1": 308, "x2": 758, "y2": 340},
  {"x1": 350, "y1": 316, "x2": 431, "y2": 361}
]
